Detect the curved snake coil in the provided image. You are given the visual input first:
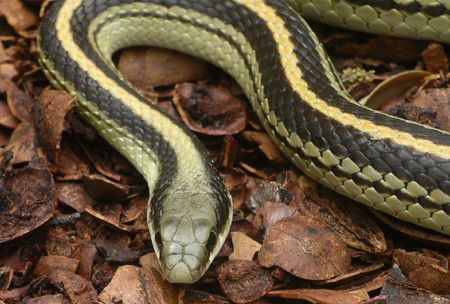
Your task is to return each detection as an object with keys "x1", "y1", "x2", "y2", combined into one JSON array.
[{"x1": 38, "y1": 0, "x2": 450, "y2": 283}]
